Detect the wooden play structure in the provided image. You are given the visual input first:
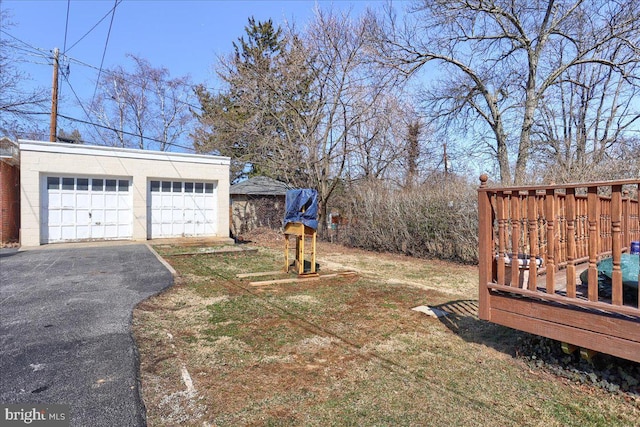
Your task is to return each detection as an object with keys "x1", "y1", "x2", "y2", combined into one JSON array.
[
  {"x1": 477, "y1": 176, "x2": 640, "y2": 362},
  {"x1": 284, "y1": 222, "x2": 317, "y2": 276},
  {"x1": 282, "y1": 189, "x2": 319, "y2": 276}
]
